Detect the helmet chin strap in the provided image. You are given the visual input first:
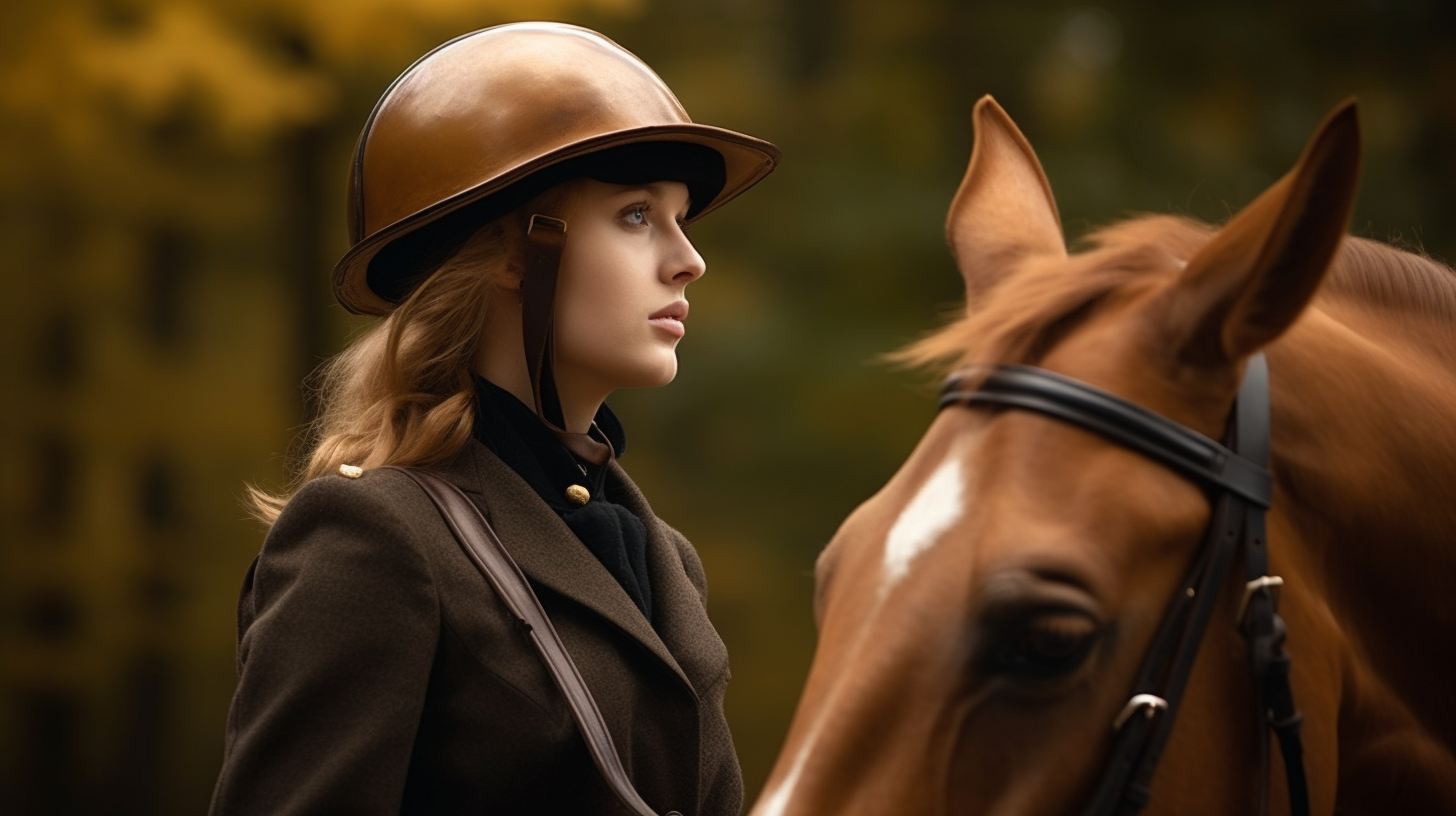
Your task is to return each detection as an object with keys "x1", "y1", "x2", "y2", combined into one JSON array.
[{"x1": 521, "y1": 214, "x2": 569, "y2": 432}]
